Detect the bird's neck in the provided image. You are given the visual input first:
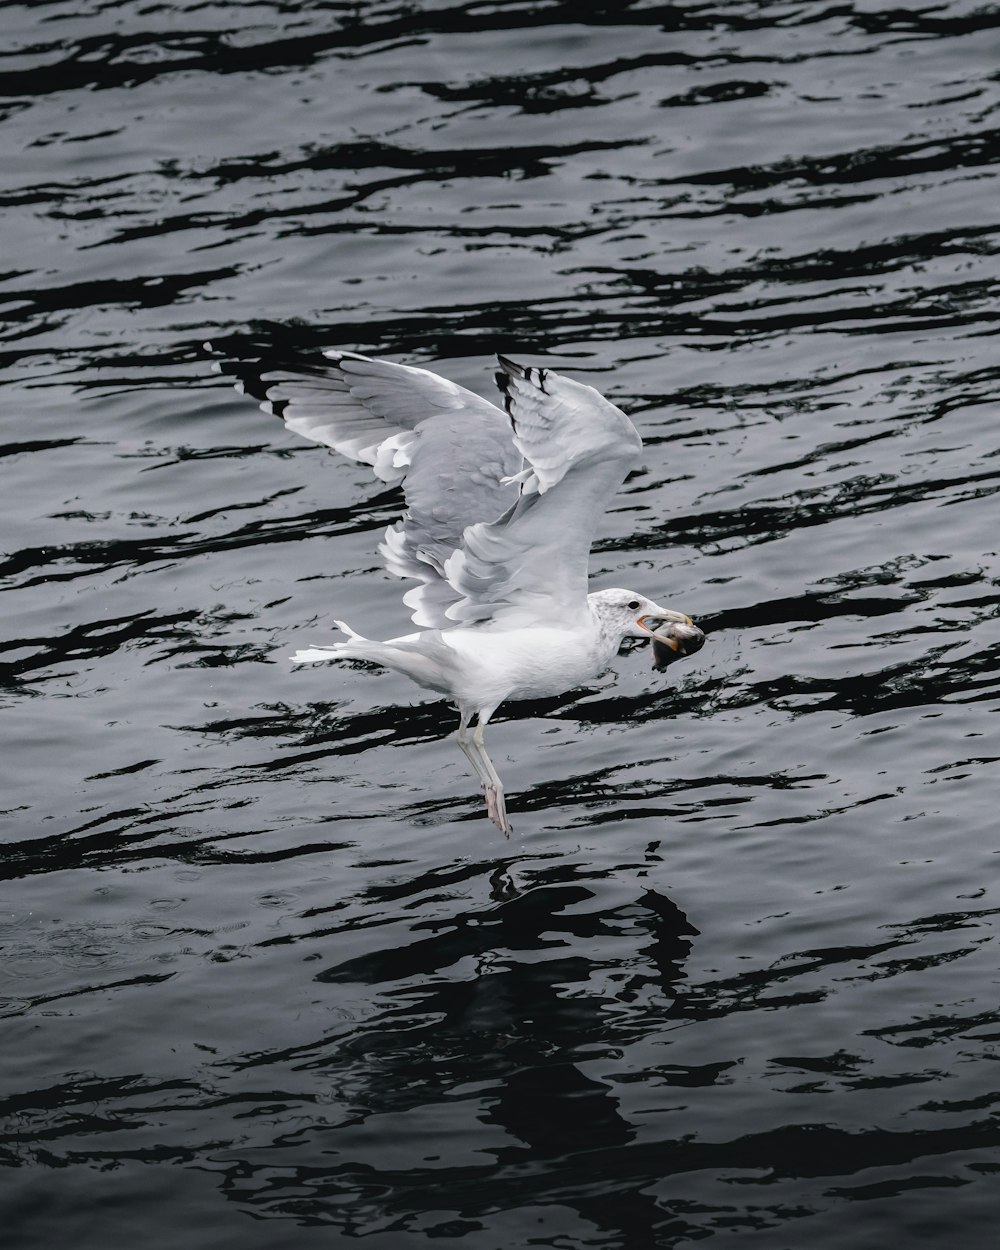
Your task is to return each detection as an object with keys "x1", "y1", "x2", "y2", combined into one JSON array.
[{"x1": 586, "y1": 597, "x2": 628, "y2": 669}]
